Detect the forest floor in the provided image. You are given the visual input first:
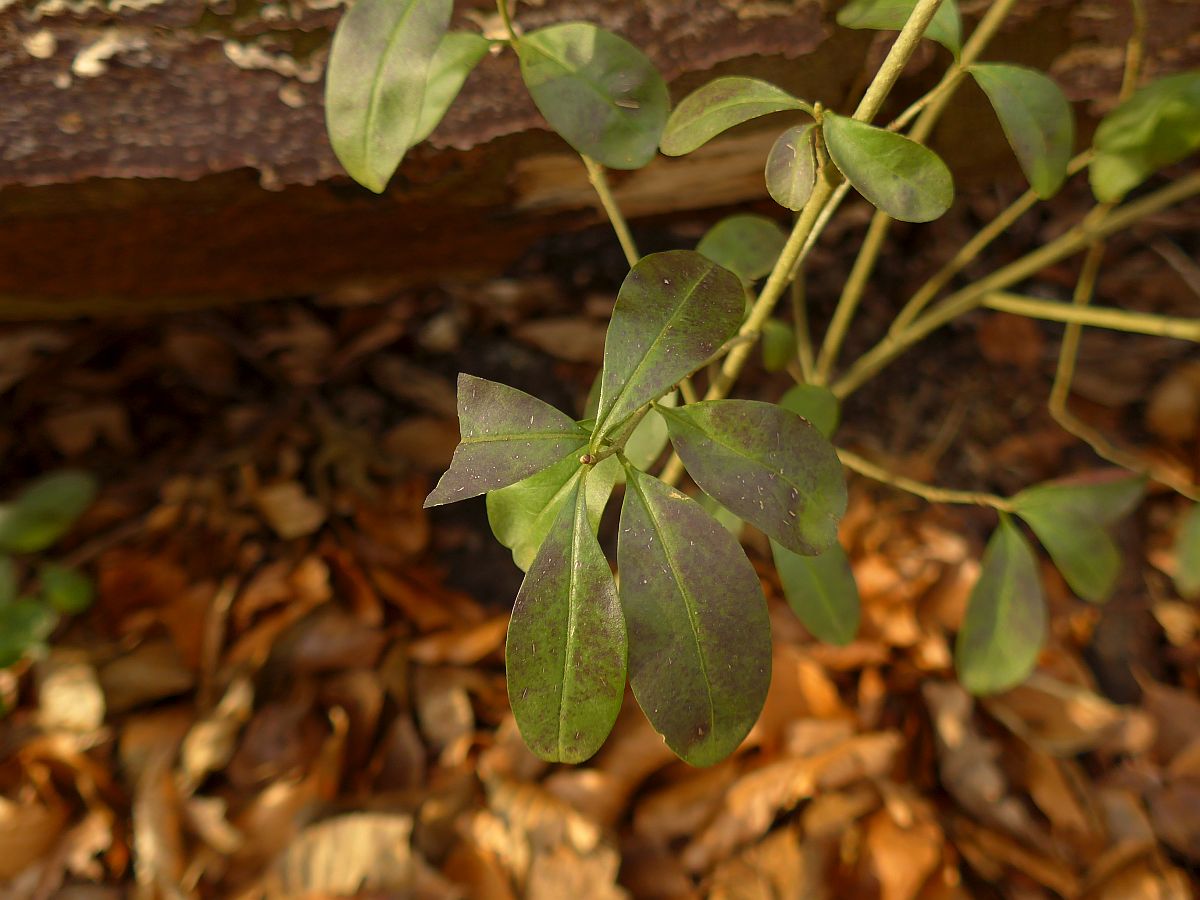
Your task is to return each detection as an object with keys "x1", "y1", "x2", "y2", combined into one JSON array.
[{"x1": 0, "y1": 177, "x2": 1198, "y2": 899}]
